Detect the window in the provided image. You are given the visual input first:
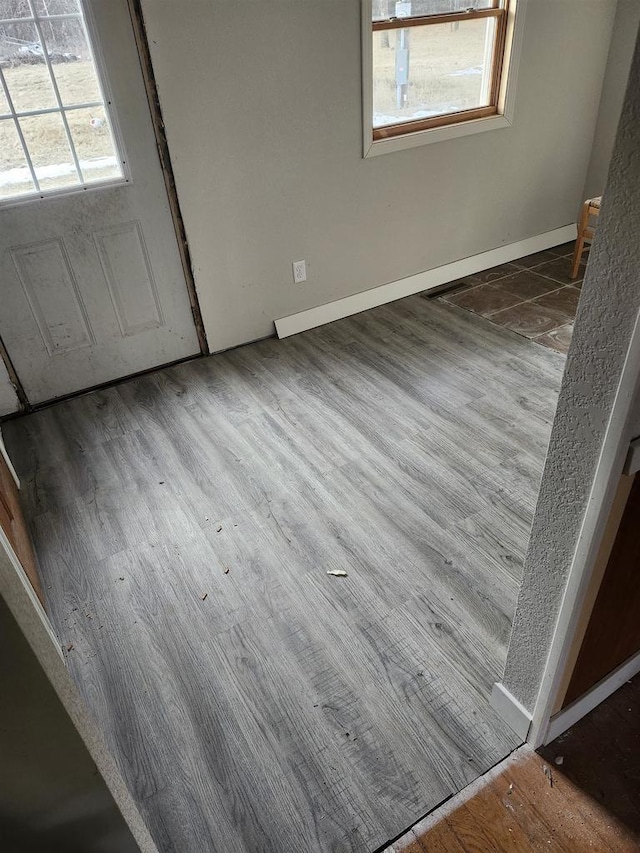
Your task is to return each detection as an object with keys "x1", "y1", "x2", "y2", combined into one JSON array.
[
  {"x1": 0, "y1": 0, "x2": 125, "y2": 204},
  {"x1": 365, "y1": 0, "x2": 516, "y2": 154}
]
